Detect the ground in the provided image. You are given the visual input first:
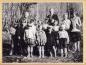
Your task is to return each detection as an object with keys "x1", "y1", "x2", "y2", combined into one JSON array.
[{"x1": 2, "y1": 48, "x2": 83, "y2": 63}]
